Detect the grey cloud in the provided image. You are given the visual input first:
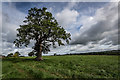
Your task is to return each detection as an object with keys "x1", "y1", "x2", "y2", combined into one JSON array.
[
  {"x1": 70, "y1": 3, "x2": 118, "y2": 46},
  {"x1": 2, "y1": 16, "x2": 18, "y2": 43},
  {"x1": 69, "y1": 42, "x2": 118, "y2": 53},
  {"x1": 1, "y1": 3, "x2": 28, "y2": 55},
  {"x1": 2, "y1": 3, "x2": 26, "y2": 43}
]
